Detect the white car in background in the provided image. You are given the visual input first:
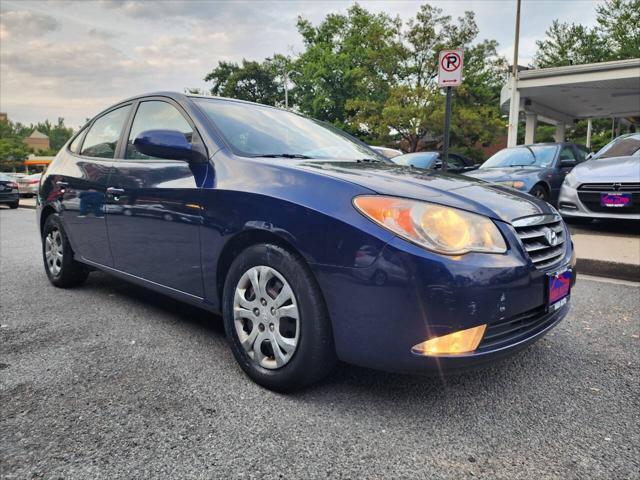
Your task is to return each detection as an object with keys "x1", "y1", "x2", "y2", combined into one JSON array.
[
  {"x1": 559, "y1": 133, "x2": 640, "y2": 221},
  {"x1": 17, "y1": 173, "x2": 42, "y2": 197}
]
